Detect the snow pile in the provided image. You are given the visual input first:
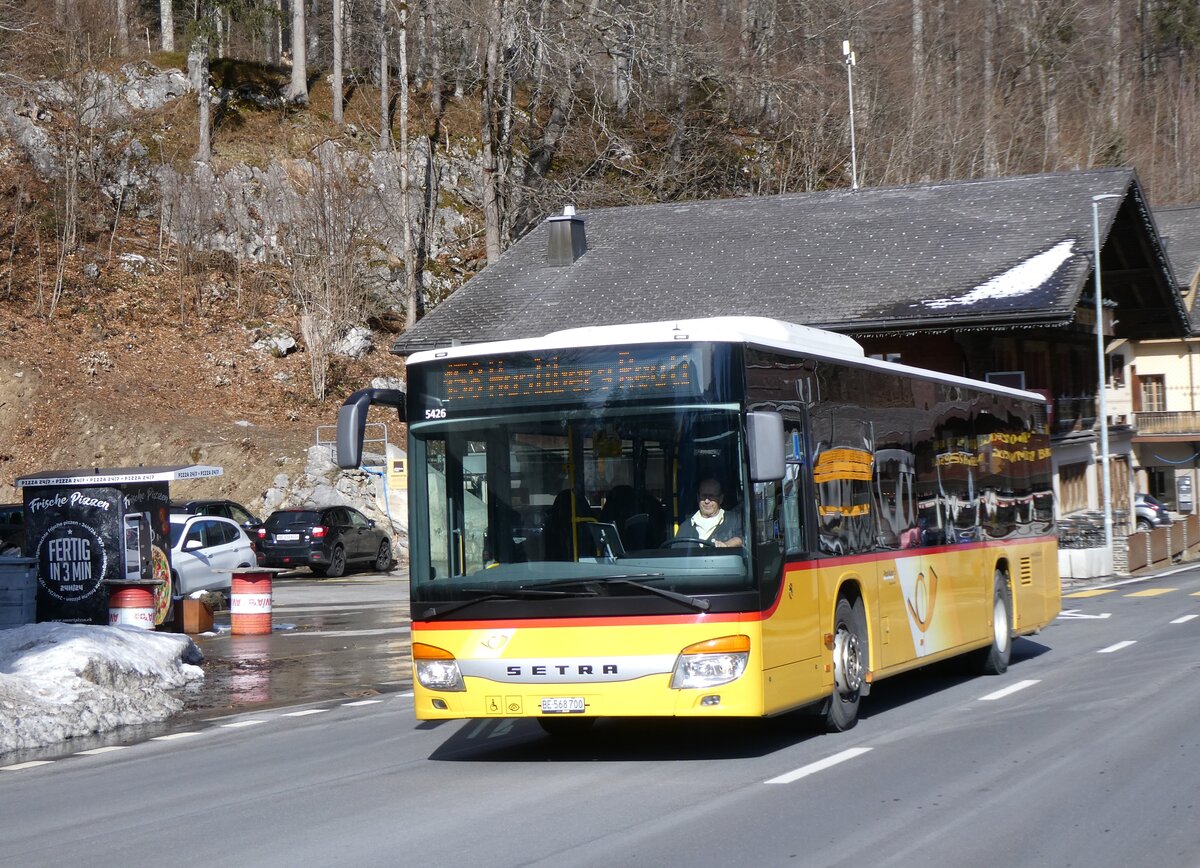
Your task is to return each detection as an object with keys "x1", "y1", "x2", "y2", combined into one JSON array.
[{"x1": 0, "y1": 623, "x2": 204, "y2": 754}]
